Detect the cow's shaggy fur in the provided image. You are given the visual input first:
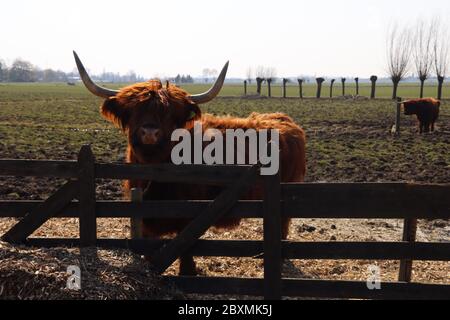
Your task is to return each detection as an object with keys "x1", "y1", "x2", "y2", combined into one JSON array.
[
  {"x1": 99, "y1": 80, "x2": 306, "y2": 275},
  {"x1": 403, "y1": 98, "x2": 440, "y2": 133}
]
